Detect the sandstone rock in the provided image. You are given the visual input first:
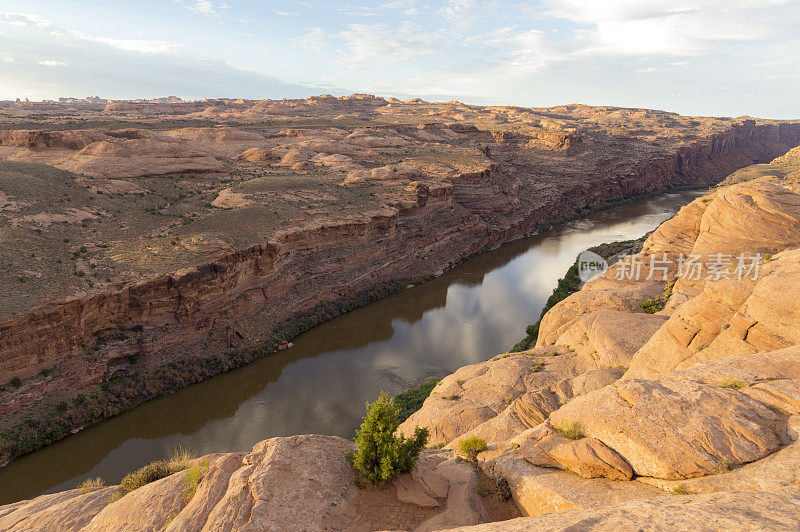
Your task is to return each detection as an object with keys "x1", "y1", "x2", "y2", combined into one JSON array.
[
  {"x1": 638, "y1": 416, "x2": 800, "y2": 494},
  {"x1": 536, "y1": 274, "x2": 664, "y2": 349},
  {"x1": 453, "y1": 488, "x2": 800, "y2": 531},
  {"x1": 239, "y1": 147, "x2": 279, "y2": 163},
  {"x1": 82, "y1": 473, "x2": 186, "y2": 531},
  {"x1": 393, "y1": 454, "x2": 449, "y2": 508},
  {"x1": 516, "y1": 424, "x2": 634, "y2": 481},
  {"x1": 553, "y1": 309, "x2": 667, "y2": 368},
  {"x1": 201, "y1": 435, "x2": 358, "y2": 530},
  {"x1": 0, "y1": 487, "x2": 114, "y2": 531},
  {"x1": 401, "y1": 350, "x2": 619, "y2": 448},
  {"x1": 481, "y1": 449, "x2": 665, "y2": 516},
  {"x1": 415, "y1": 458, "x2": 490, "y2": 531},
  {"x1": 549, "y1": 378, "x2": 787, "y2": 479},
  {"x1": 627, "y1": 248, "x2": 800, "y2": 378},
  {"x1": 211, "y1": 188, "x2": 252, "y2": 209}
]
